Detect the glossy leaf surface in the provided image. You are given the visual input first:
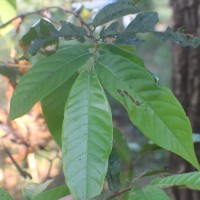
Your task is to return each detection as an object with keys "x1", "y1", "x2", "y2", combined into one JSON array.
[
  {"x1": 95, "y1": 53, "x2": 199, "y2": 170},
  {"x1": 10, "y1": 45, "x2": 90, "y2": 119},
  {"x1": 41, "y1": 74, "x2": 78, "y2": 147},
  {"x1": 62, "y1": 71, "x2": 113, "y2": 199}
]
